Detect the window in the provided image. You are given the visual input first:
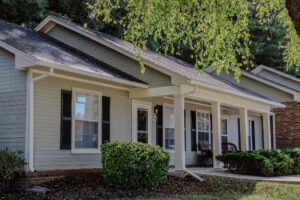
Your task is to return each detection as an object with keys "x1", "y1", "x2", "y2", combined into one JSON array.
[
  {"x1": 221, "y1": 118, "x2": 228, "y2": 143},
  {"x1": 137, "y1": 109, "x2": 148, "y2": 143},
  {"x1": 248, "y1": 119, "x2": 255, "y2": 150},
  {"x1": 197, "y1": 112, "x2": 210, "y2": 145},
  {"x1": 72, "y1": 88, "x2": 101, "y2": 154},
  {"x1": 248, "y1": 119, "x2": 253, "y2": 150},
  {"x1": 132, "y1": 101, "x2": 151, "y2": 144},
  {"x1": 164, "y1": 105, "x2": 175, "y2": 150}
]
